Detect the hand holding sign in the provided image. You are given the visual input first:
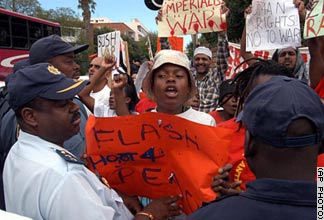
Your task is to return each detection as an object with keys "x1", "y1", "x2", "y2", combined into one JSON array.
[
  {"x1": 221, "y1": 2, "x2": 230, "y2": 18},
  {"x1": 102, "y1": 55, "x2": 117, "y2": 70},
  {"x1": 85, "y1": 113, "x2": 233, "y2": 214},
  {"x1": 304, "y1": 0, "x2": 324, "y2": 39},
  {"x1": 211, "y1": 163, "x2": 242, "y2": 197},
  {"x1": 140, "y1": 195, "x2": 183, "y2": 220},
  {"x1": 246, "y1": 0, "x2": 301, "y2": 51},
  {"x1": 244, "y1": 4, "x2": 252, "y2": 19},
  {"x1": 158, "y1": 0, "x2": 227, "y2": 37},
  {"x1": 293, "y1": 0, "x2": 306, "y2": 21}
]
